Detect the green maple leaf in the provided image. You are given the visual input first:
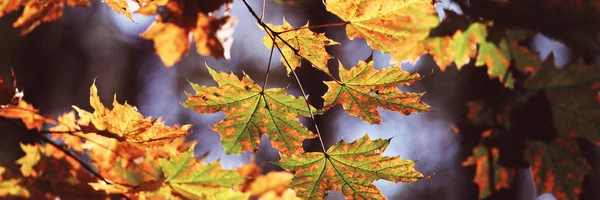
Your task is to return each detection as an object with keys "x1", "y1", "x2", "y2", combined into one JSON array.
[
  {"x1": 277, "y1": 133, "x2": 425, "y2": 200},
  {"x1": 526, "y1": 139, "x2": 589, "y2": 200},
  {"x1": 182, "y1": 65, "x2": 318, "y2": 155},
  {"x1": 325, "y1": 0, "x2": 439, "y2": 63},
  {"x1": 159, "y1": 150, "x2": 248, "y2": 199},
  {"x1": 525, "y1": 58, "x2": 600, "y2": 143},
  {"x1": 262, "y1": 18, "x2": 339, "y2": 74},
  {"x1": 322, "y1": 60, "x2": 429, "y2": 124}
]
